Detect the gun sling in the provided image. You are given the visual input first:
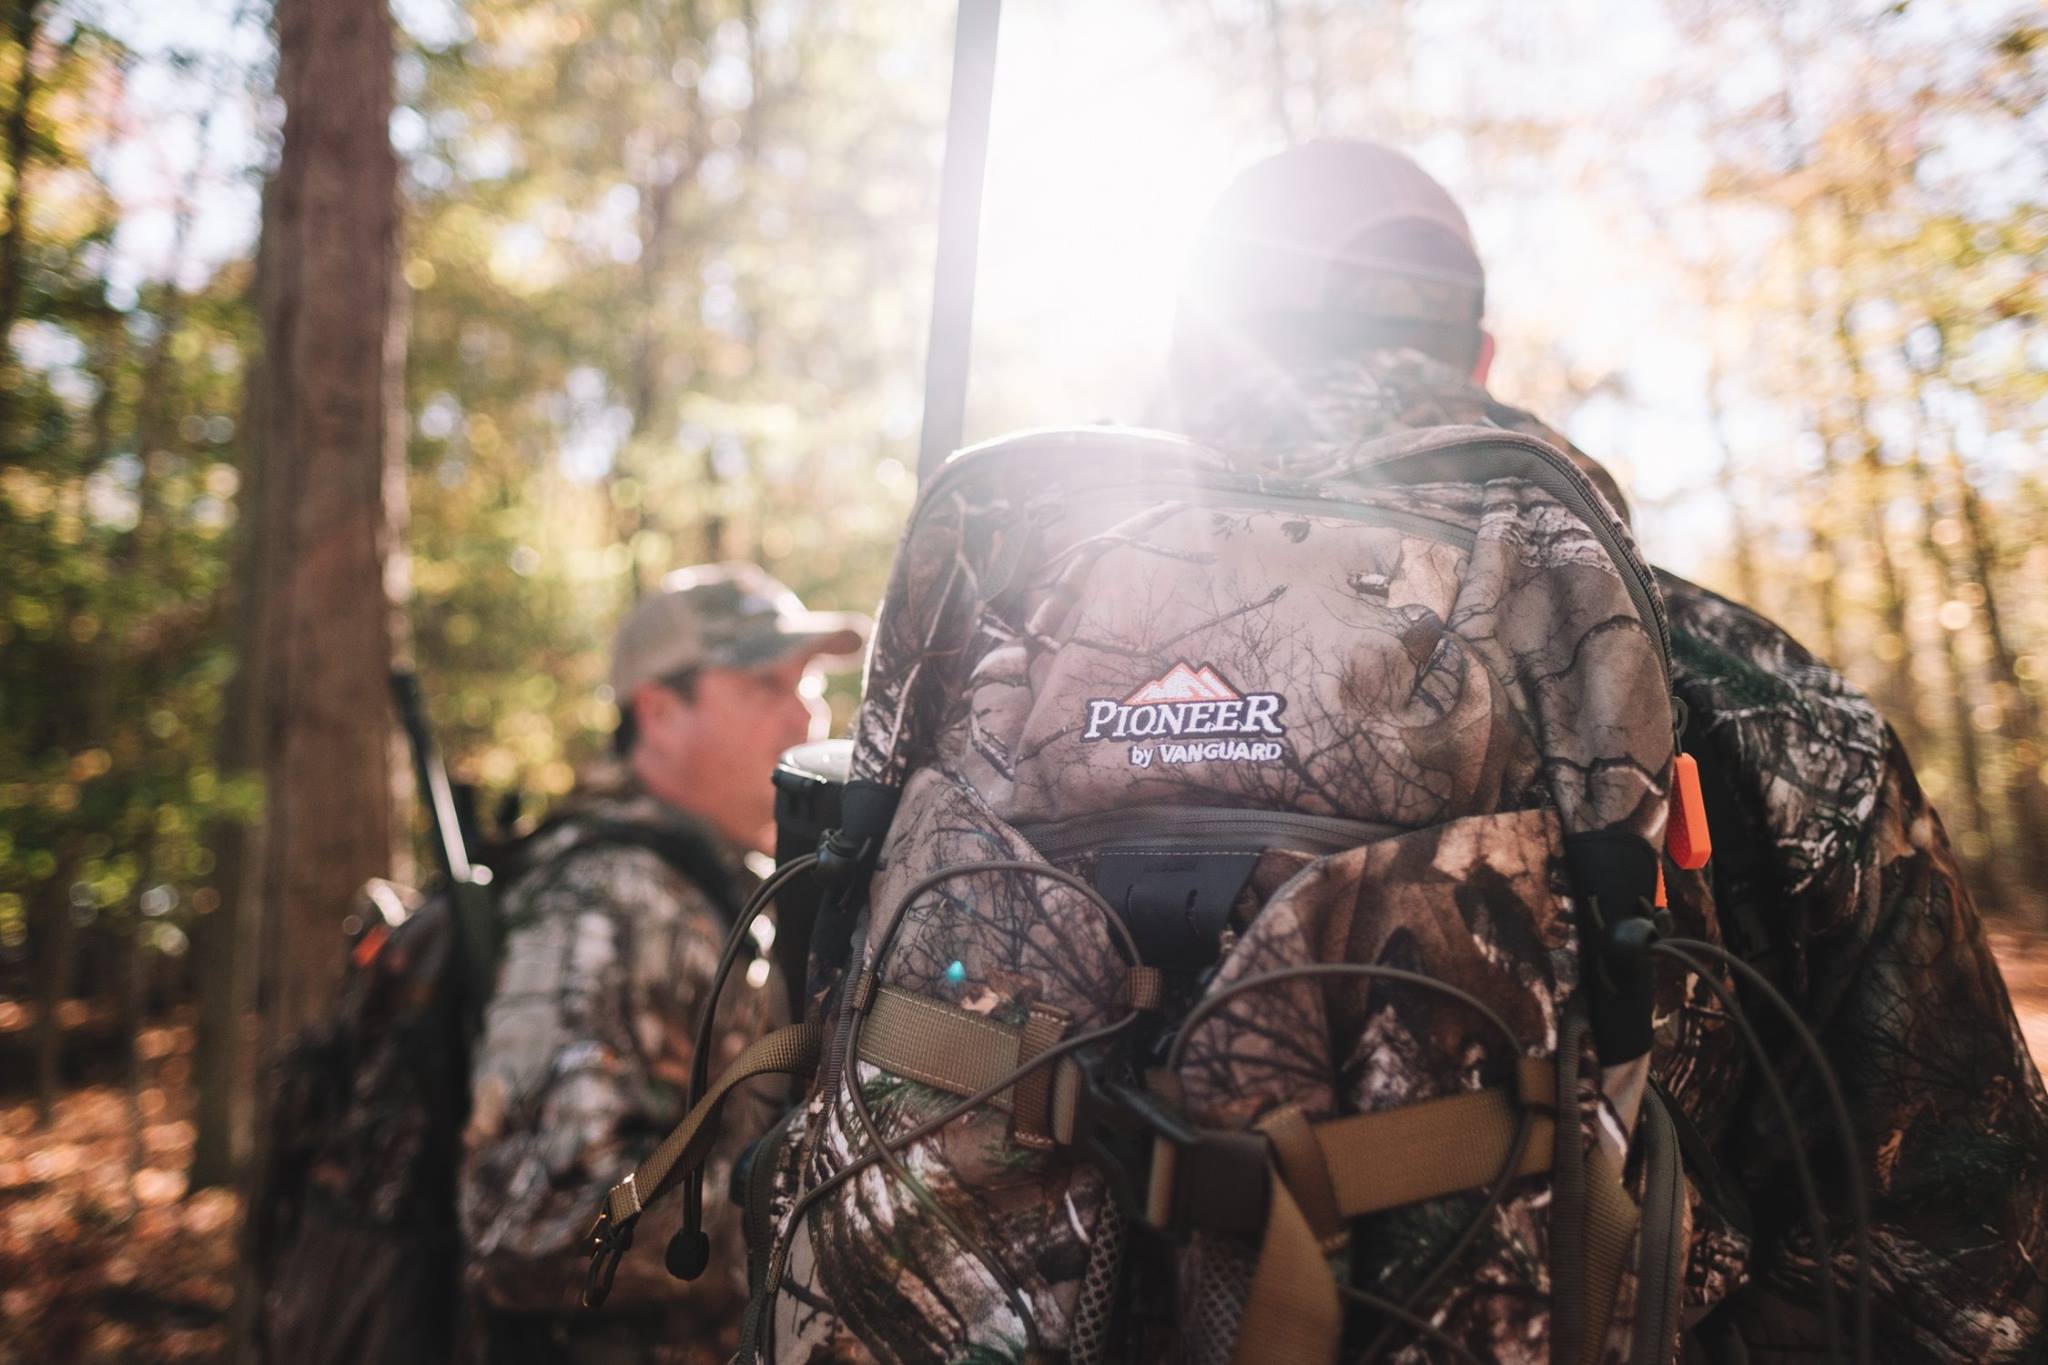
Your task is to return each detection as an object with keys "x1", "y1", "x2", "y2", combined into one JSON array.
[{"x1": 585, "y1": 1021, "x2": 821, "y2": 1306}]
